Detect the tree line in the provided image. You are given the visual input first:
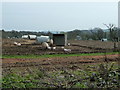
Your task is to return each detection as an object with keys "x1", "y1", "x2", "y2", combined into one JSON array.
[{"x1": 1, "y1": 24, "x2": 120, "y2": 41}]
